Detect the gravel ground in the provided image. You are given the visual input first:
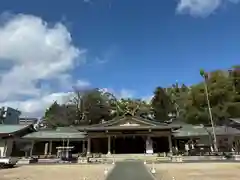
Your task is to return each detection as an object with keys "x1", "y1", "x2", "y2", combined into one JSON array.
[
  {"x1": 0, "y1": 164, "x2": 114, "y2": 180},
  {"x1": 2, "y1": 162, "x2": 240, "y2": 180},
  {"x1": 146, "y1": 162, "x2": 240, "y2": 180}
]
